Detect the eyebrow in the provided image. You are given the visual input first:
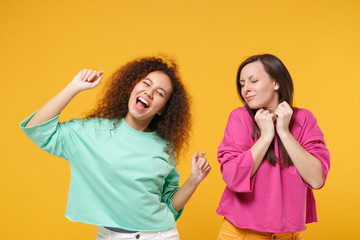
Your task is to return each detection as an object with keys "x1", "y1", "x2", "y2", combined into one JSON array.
[
  {"x1": 239, "y1": 75, "x2": 254, "y2": 82},
  {"x1": 145, "y1": 78, "x2": 167, "y2": 94}
]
